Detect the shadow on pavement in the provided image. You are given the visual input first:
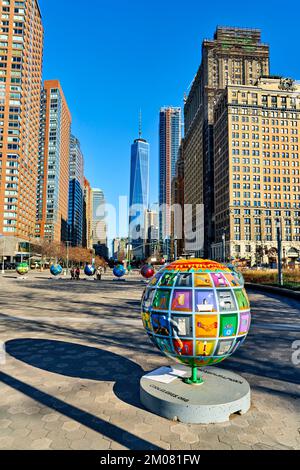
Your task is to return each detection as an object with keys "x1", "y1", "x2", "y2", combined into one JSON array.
[
  {"x1": 223, "y1": 332, "x2": 300, "y2": 387},
  {"x1": 0, "y1": 370, "x2": 160, "y2": 450},
  {"x1": 0, "y1": 313, "x2": 159, "y2": 357},
  {"x1": 6, "y1": 338, "x2": 145, "y2": 408},
  {"x1": 4, "y1": 338, "x2": 160, "y2": 450},
  {"x1": 20, "y1": 278, "x2": 143, "y2": 293}
]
